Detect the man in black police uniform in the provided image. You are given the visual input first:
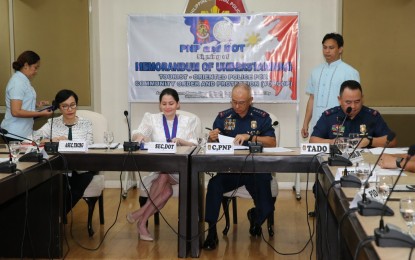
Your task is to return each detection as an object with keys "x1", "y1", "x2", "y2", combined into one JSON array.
[
  {"x1": 310, "y1": 80, "x2": 397, "y2": 148},
  {"x1": 202, "y1": 83, "x2": 276, "y2": 250}
]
